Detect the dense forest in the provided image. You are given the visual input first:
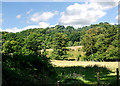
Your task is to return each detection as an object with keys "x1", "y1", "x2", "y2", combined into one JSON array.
[
  {"x1": 2, "y1": 22, "x2": 119, "y2": 61},
  {"x1": 1, "y1": 22, "x2": 120, "y2": 85}
]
